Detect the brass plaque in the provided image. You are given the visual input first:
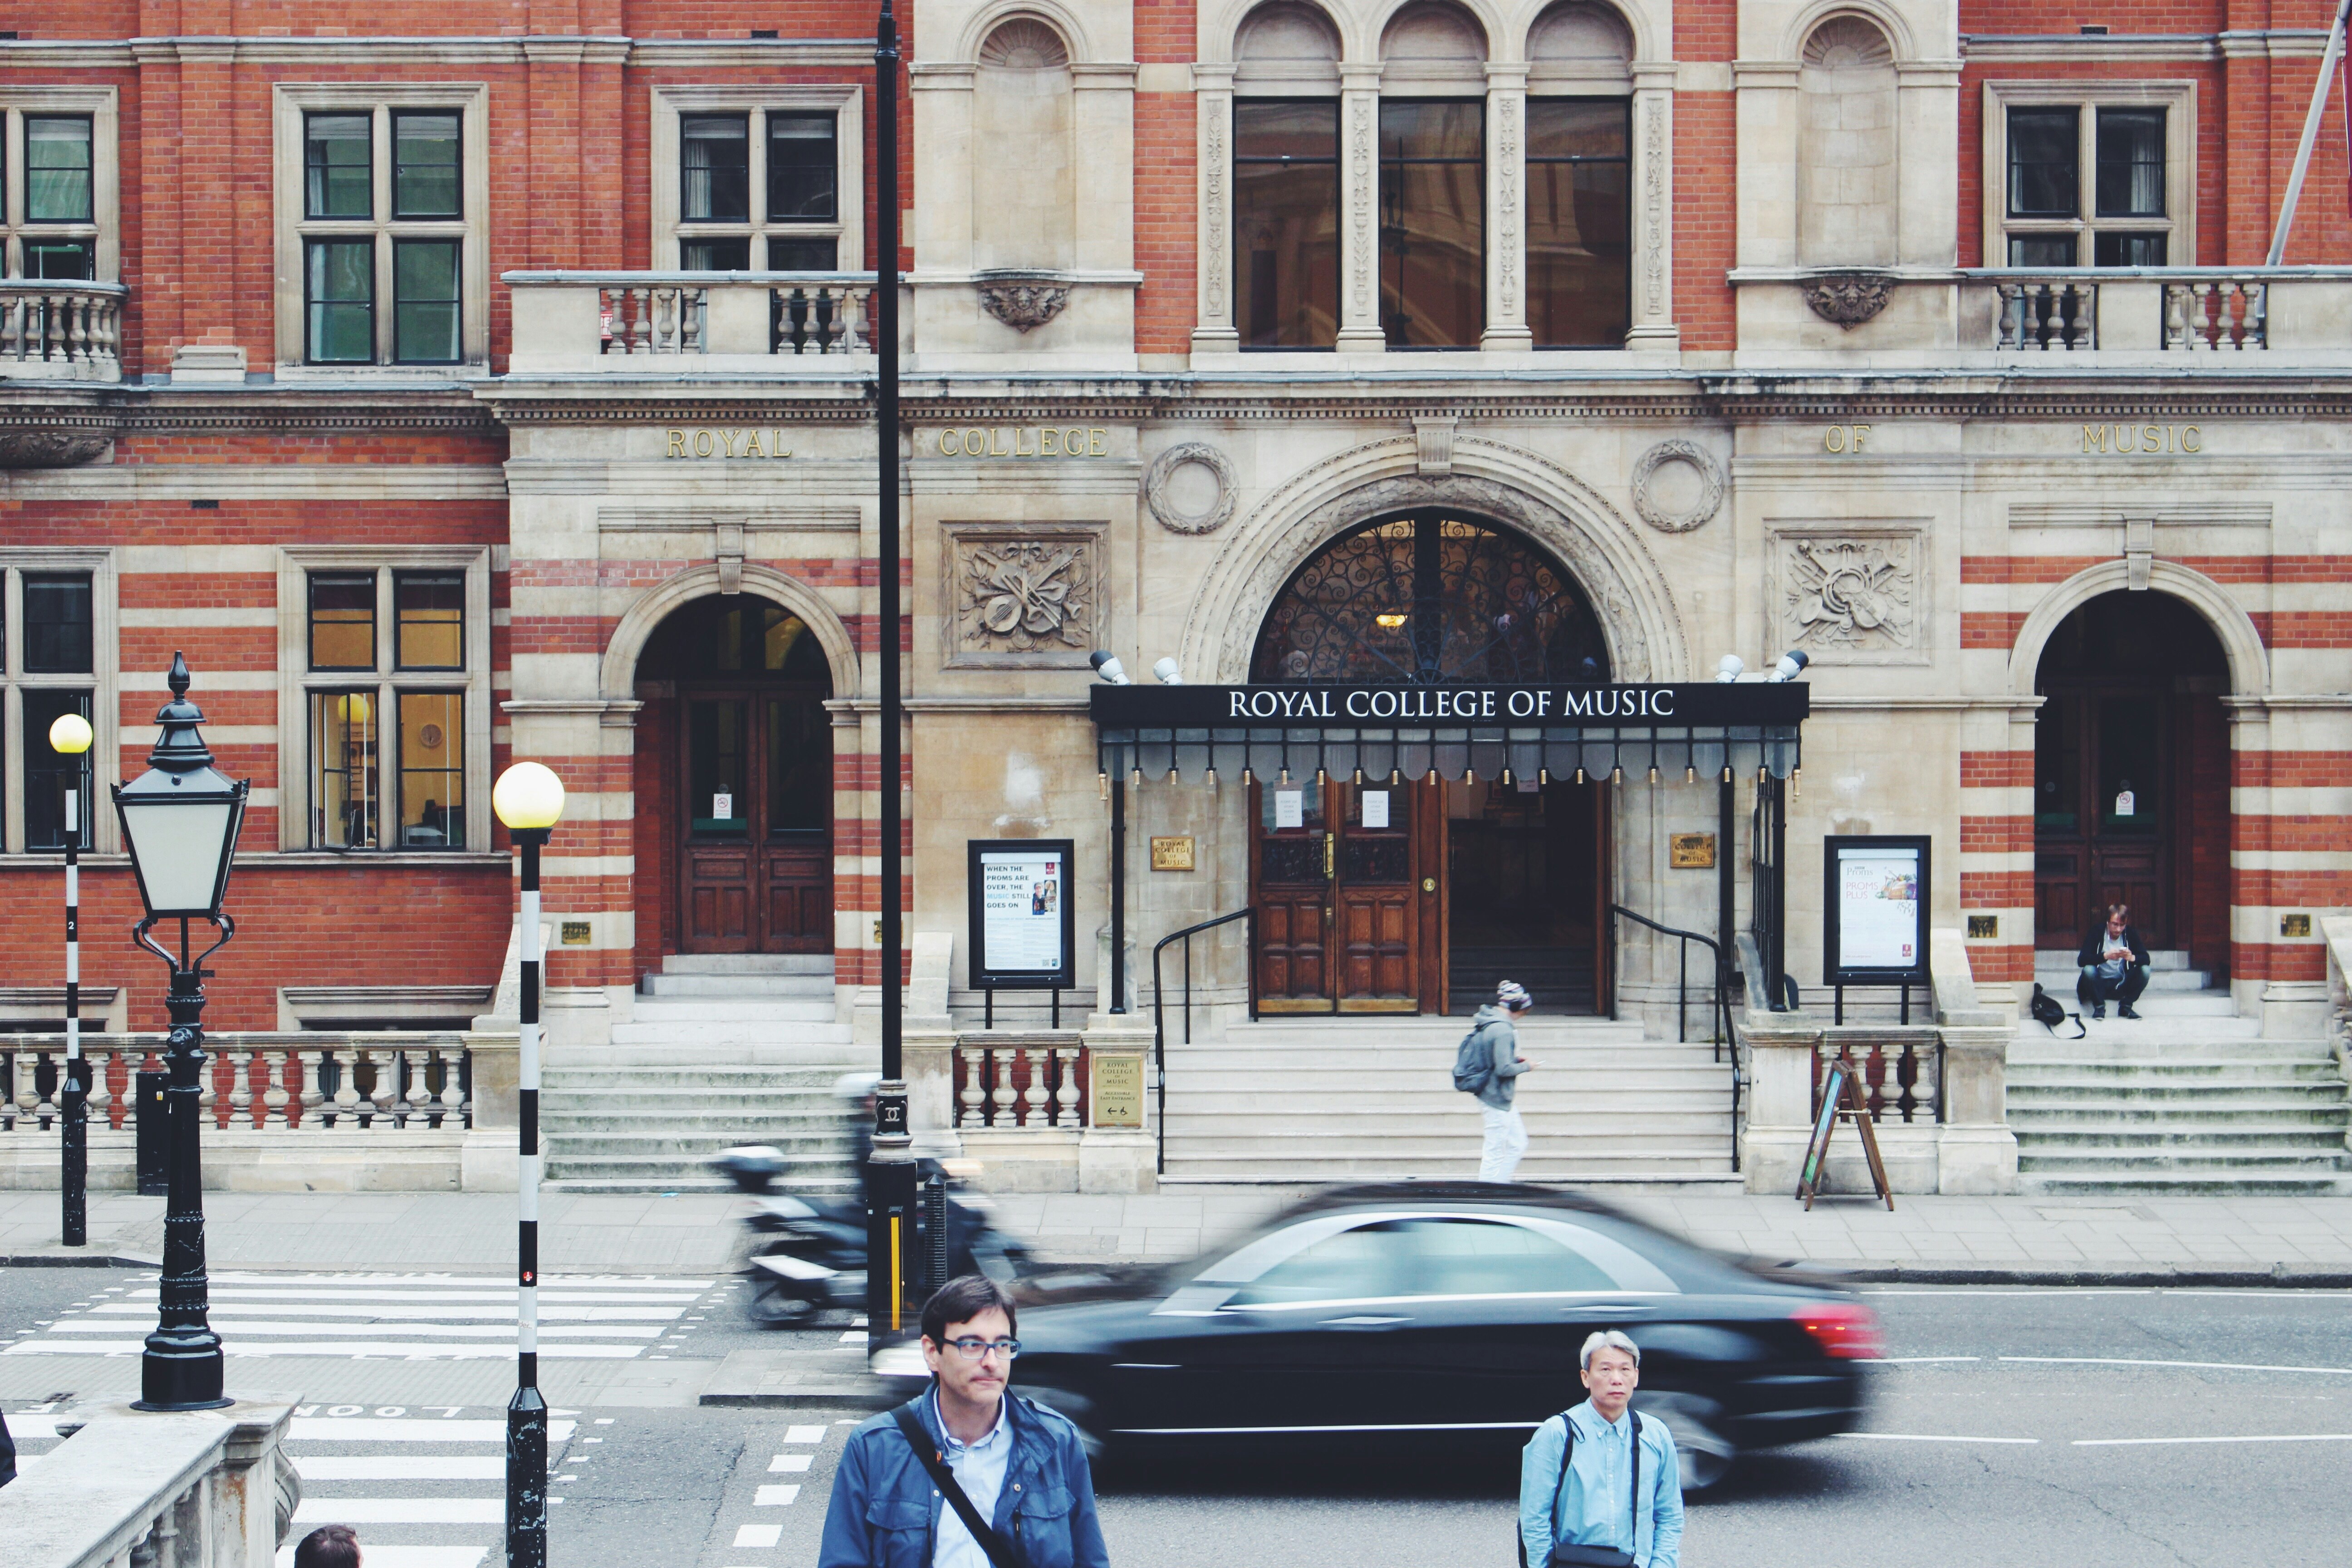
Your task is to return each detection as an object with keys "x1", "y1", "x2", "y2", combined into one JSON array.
[
  {"x1": 1091, "y1": 1053, "x2": 1146, "y2": 1127},
  {"x1": 560, "y1": 921, "x2": 592, "y2": 946},
  {"x1": 1670, "y1": 833, "x2": 1716, "y2": 869},
  {"x1": 1967, "y1": 914, "x2": 1999, "y2": 940},
  {"x1": 1150, "y1": 835, "x2": 1196, "y2": 872},
  {"x1": 2281, "y1": 912, "x2": 2312, "y2": 938}
]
